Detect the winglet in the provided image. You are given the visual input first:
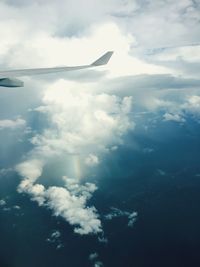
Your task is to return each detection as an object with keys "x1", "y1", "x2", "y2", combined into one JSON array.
[{"x1": 91, "y1": 51, "x2": 114, "y2": 66}]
